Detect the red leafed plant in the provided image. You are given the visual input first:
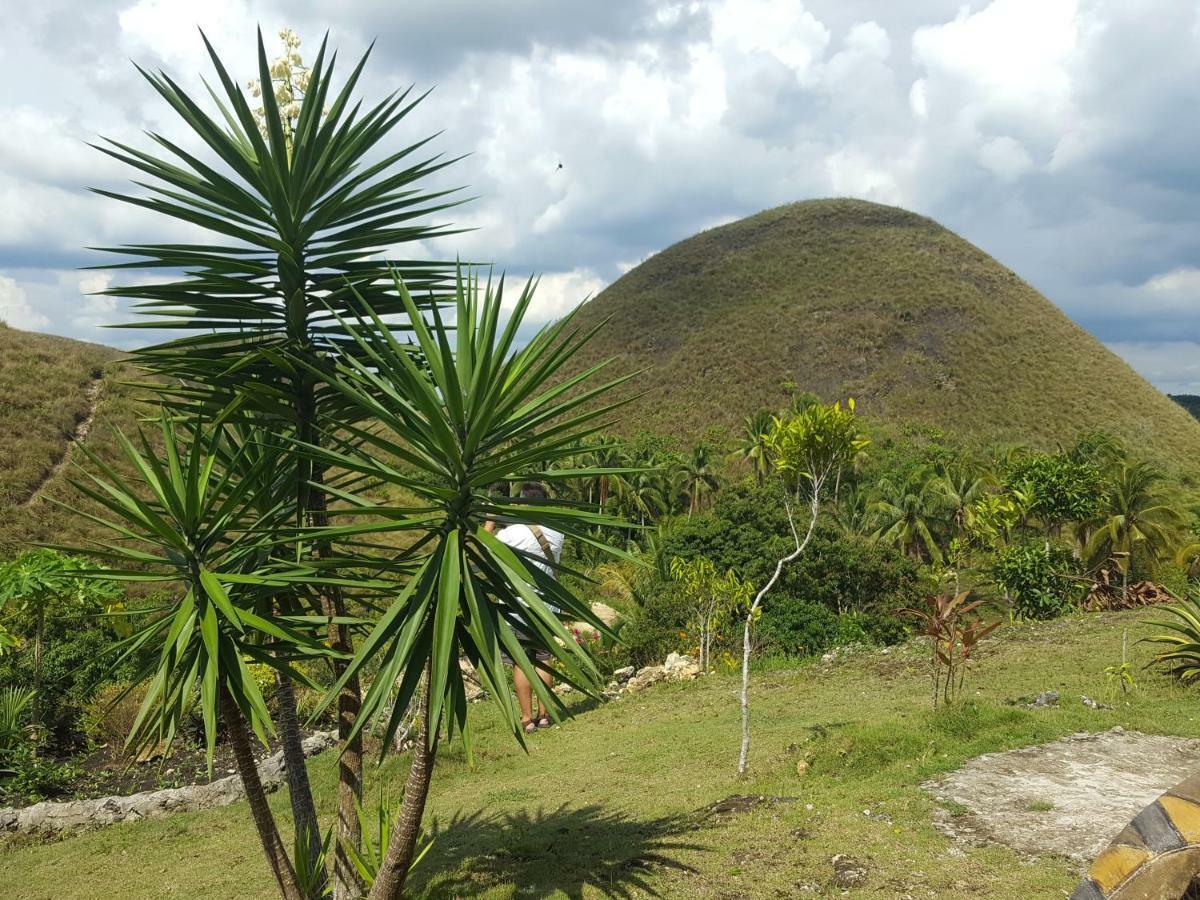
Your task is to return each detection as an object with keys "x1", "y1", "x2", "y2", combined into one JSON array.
[{"x1": 900, "y1": 592, "x2": 1001, "y2": 709}]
